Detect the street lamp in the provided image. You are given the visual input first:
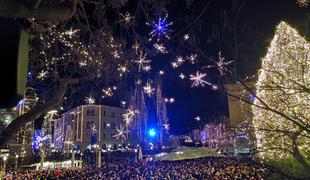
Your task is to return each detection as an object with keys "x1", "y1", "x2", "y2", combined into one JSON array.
[
  {"x1": 15, "y1": 154, "x2": 19, "y2": 169},
  {"x1": 3, "y1": 156, "x2": 7, "y2": 169}
]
